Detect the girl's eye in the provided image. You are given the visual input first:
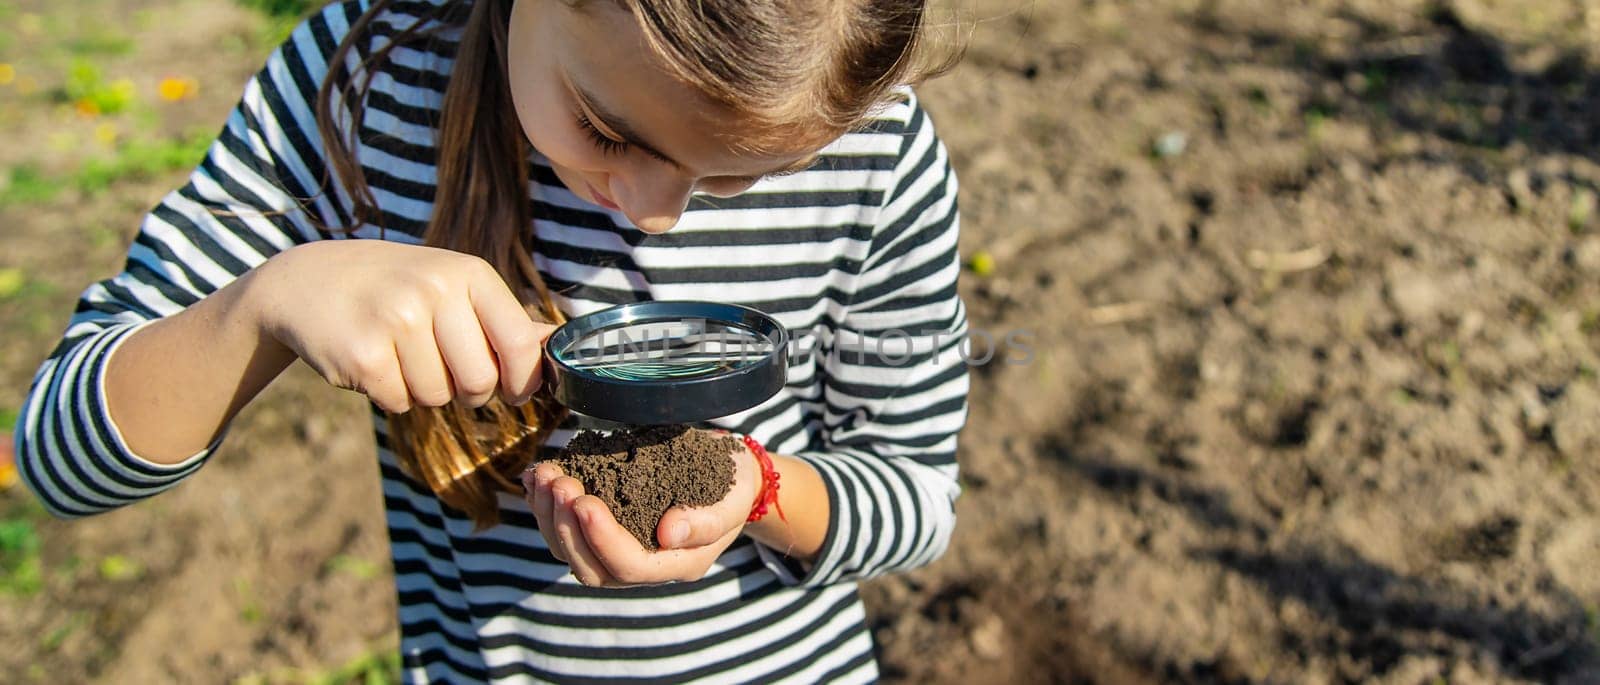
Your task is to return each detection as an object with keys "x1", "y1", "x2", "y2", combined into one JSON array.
[
  {"x1": 718, "y1": 168, "x2": 801, "y2": 188},
  {"x1": 576, "y1": 112, "x2": 629, "y2": 156}
]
